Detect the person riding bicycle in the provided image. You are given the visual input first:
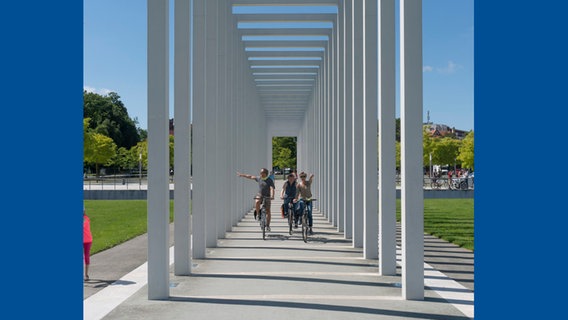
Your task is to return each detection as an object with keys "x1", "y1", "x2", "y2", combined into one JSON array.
[
  {"x1": 237, "y1": 168, "x2": 275, "y2": 231},
  {"x1": 294, "y1": 172, "x2": 315, "y2": 235},
  {"x1": 280, "y1": 173, "x2": 297, "y2": 218}
]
